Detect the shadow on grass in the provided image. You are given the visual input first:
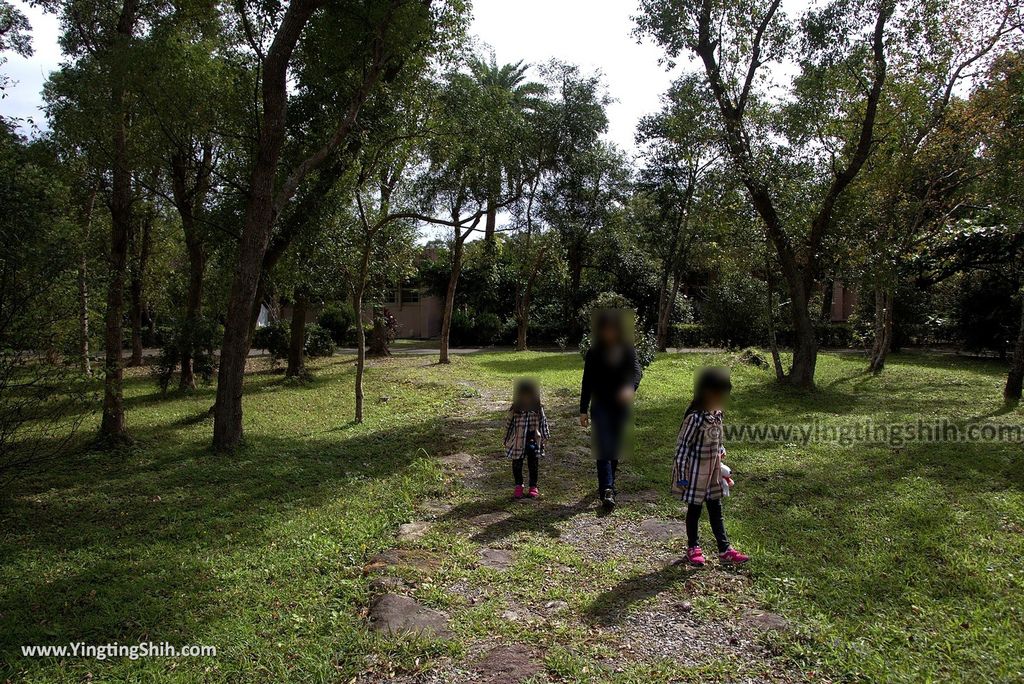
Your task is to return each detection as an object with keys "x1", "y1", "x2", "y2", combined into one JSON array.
[
  {"x1": 438, "y1": 495, "x2": 598, "y2": 544},
  {"x1": 0, "y1": 399, "x2": 482, "y2": 660},
  {"x1": 585, "y1": 561, "x2": 699, "y2": 625}
]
